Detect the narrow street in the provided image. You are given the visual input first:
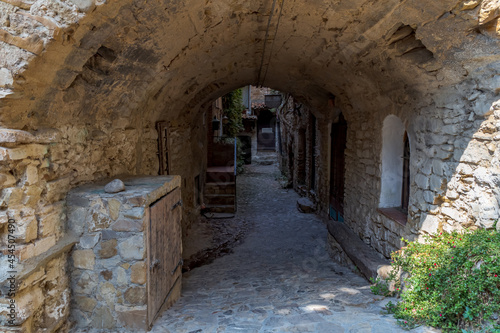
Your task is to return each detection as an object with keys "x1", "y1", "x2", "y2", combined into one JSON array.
[{"x1": 152, "y1": 162, "x2": 434, "y2": 333}]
